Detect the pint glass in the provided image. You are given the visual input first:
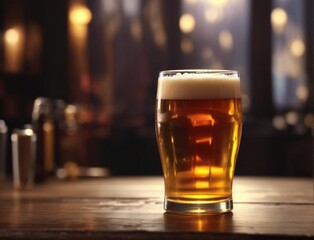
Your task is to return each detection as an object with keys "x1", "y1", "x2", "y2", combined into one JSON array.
[{"x1": 155, "y1": 70, "x2": 242, "y2": 214}]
